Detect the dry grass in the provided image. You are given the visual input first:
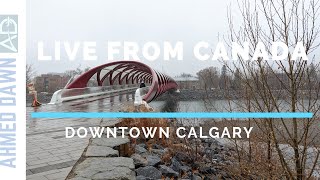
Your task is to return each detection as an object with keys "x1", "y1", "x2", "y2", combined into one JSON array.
[
  {"x1": 222, "y1": 134, "x2": 286, "y2": 179},
  {"x1": 117, "y1": 105, "x2": 172, "y2": 154},
  {"x1": 203, "y1": 119, "x2": 320, "y2": 179},
  {"x1": 117, "y1": 105, "x2": 204, "y2": 164}
]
